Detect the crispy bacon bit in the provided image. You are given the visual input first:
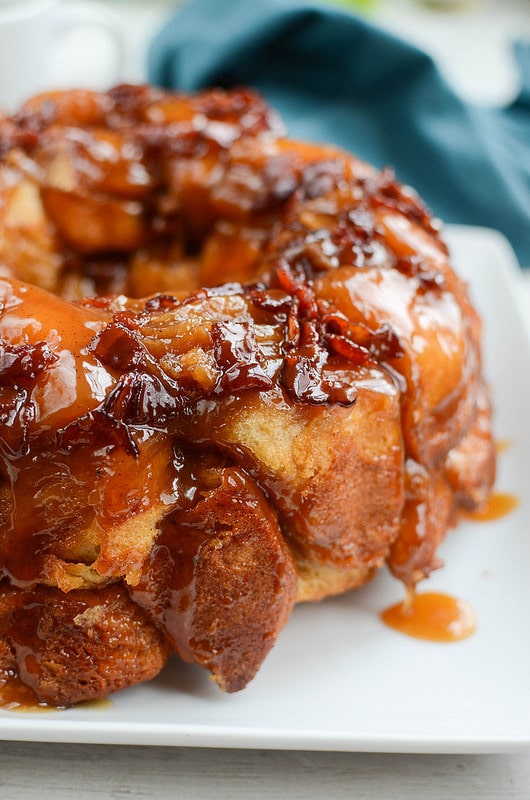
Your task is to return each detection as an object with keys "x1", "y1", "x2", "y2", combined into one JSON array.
[
  {"x1": 301, "y1": 159, "x2": 345, "y2": 200},
  {"x1": 102, "y1": 371, "x2": 179, "y2": 431},
  {"x1": 0, "y1": 341, "x2": 58, "y2": 385},
  {"x1": 89, "y1": 323, "x2": 145, "y2": 372},
  {"x1": 57, "y1": 407, "x2": 140, "y2": 457},
  {"x1": 211, "y1": 320, "x2": 273, "y2": 393},
  {"x1": 281, "y1": 348, "x2": 330, "y2": 404},
  {"x1": 395, "y1": 256, "x2": 446, "y2": 291},
  {"x1": 367, "y1": 168, "x2": 444, "y2": 241},
  {"x1": 144, "y1": 294, "x2": 181, "y2": 313},
  {"x1": 323, "y1": 313, "x2": 404, "y2": 362},
  {"x1": 249, "y1": 287, "x2": 292, "y2": 318},
  {"x1": 274, "y1": 262, "x2": 318, "y2": 317},
  {"x1": 0, "y1": 389, "x2": 35, "y2": 457}
]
